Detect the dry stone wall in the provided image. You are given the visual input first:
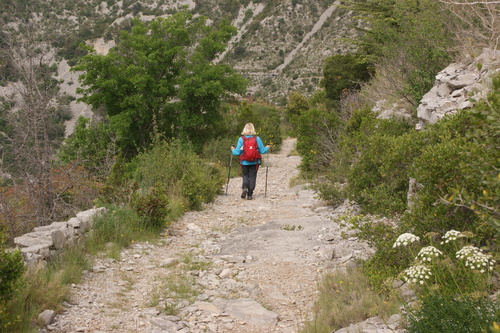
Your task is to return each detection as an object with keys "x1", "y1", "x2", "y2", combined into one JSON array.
[{"x1": 13, "y1": 207, "x2": 106, "y2": 265}]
